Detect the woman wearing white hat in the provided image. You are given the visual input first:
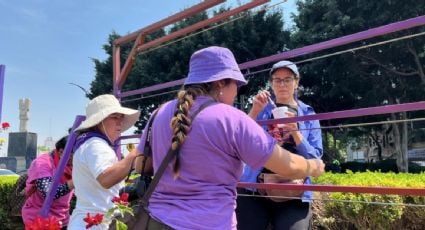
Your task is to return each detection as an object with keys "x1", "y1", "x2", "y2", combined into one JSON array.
[{"x1": 68, "y1": 94, "x2": 140, "y2": 230}]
